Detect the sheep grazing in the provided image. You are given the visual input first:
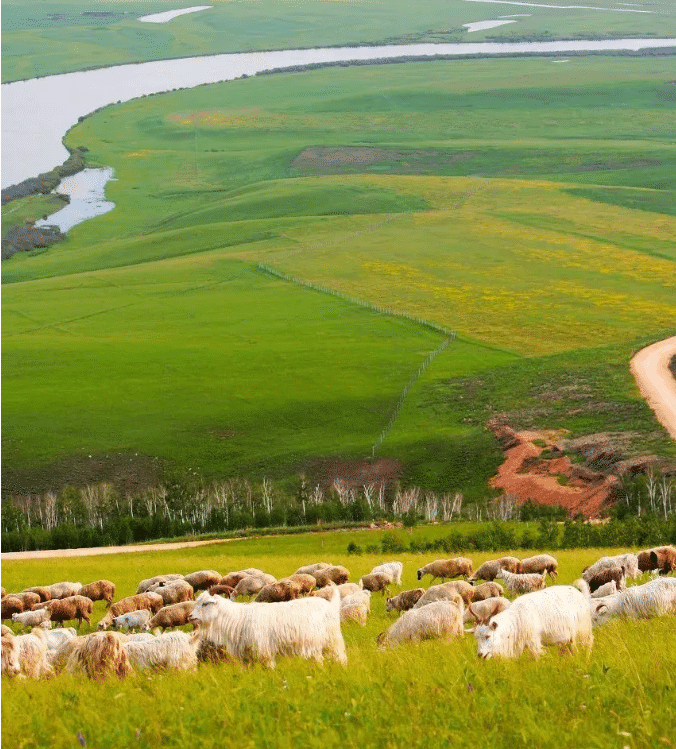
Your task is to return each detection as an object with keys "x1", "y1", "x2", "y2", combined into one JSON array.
[
  {"x1": 2, "y1": 596, "x2": 25, "y2": 620},
  {"x1": 44, "y1": 595, "x2": 94, "y2": 629},
  {"x1": 22, "y1": 586, "x2": 52, "y2": 603},
  {"x1": 294, "y1": 562, "x2": 331, "y2": 576},
  {"x1": 148, "y1": 601, "x2": 197, "y2": 632},
  {"x1": 48, "y1": 582, "x2": 82, "y2": 600},
  {"x1": 148, "y1": 579, "x2": 195, "y2": 605},
  {"x1": 311, "y1": 583, "x2": 361, "y2": 602},
  {"x1": 370, "y1": 562, "x2": 404, "y2": 586},
  {"x1": 136, "y1": 574, "x2": 184, "y2": 594},
  {"x1": 189, "y1": 588, "x2": 347, "y2": 668},
  {"x1": 413, "y1": 584, "x2": 464, "y2": 609},
  {"x1": 220, "y1": 569, "x2": 269, "y2": 588},
  {"x1": 590, "y1": 577, "x2": 676, "y2": 625},
  {"x1": 386, "y1": 588, "x2": 425, "y2": 614},
  {"x1": 124, "y1": 631, "x2": 199, "y2": 672},
  {"x1": 519, "y1": 554, "x2": 558, "y2": 578},
  {"x1": 11, "y1": 608, "x2": 52, "y2": 630},
  {"x1": 469, "y1": 557, "x2": 521, "y2": 584},
  {"x1": 11, "y1": 630, "x2": 55, "y2": 679},
  {"x1": 1, "y1": 588, "x2": 6, "y2": 600},
  {"x1": 416, "y1": 557, "x2": 473, "y2": 583},
  {"x1": 583, "y1": 553, "x2": 640, "y2": 581},
  {"x1": 255, "y1": 579, "x2": 304, "y2": 603},
  {"x1": 590, "y1": 581, "x2": 618, "y2": 599},
  {"x1": 66, "y1": 631, "x2": 132, "y2": 679},
  {"x1": 495, "y1": 569, "x2": 547, "y2": 596},
  {"x1": 587, "y1": 566, "x2": 626, "y2": 594},
  {"x1": 443, "y1": 581, "x2": 476, "y2": 605},
  {"x1": 378, "y1": 600, "x2": 464, "y2": 648},
  {"x1": 464, "y1": 597, "x2": 511, "y2": 628},
  {"x1": 183, "y1": 570, "x2": 222, "y2": 592},
  {"x1": 287, "y1": 573, "x2": 317, "y2": 596},
  {"x1": 35, "y1": 624, "x2": 77, "y2": 650},
  {"x1": 312, "y1": 566, "x2": 350, "y2": 588},
  {"x1": 359, "y1": 572, "x2": 392, "y2": 596},
  {"x1": 230, "y1": 575, "x2": 270, "y2": 600},
  {"x1": 471, "y1": 584, "x2": 593, "y2": 659},
  {"x1": 470, "y1": 582, "x2": 504, "y2": 602},
  {"x1": 2, "y1": 628, "x2": 21, "y2": 678},
  {"x1": 98, "y1": 593, "x2": 164, "y2": 630},
  {"x1": 637, "y1": 546, "x2": 676, "y2": 575},
  {"x1": 78, "y1": 580, "x2": 116, "y2": 607},
  {"x1": 5, "y1": 591, "x2": 41, "y2": 610},
  {"x1": 112, "y1": 610, "x2": 152, "y2": 633},
  {"x1": 208, "y1": 584, "x2": 235, "y2": 598},
  {"x1": 340, "y1": 603, "x2": 369, "y2": 626}
]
